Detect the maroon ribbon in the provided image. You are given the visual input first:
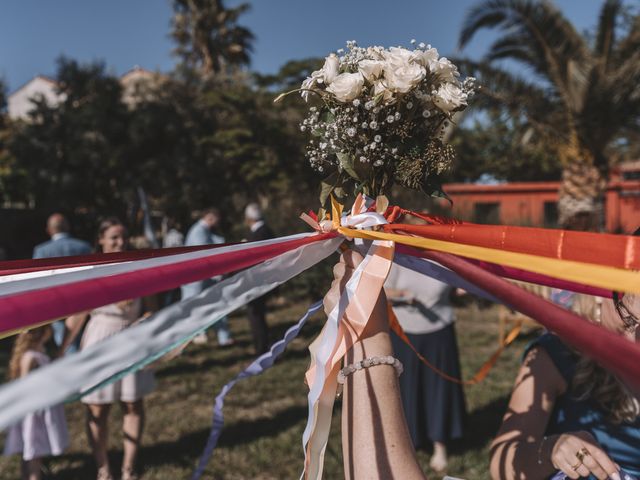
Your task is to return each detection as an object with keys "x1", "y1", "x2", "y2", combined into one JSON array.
[
  {"x1": 0, "y1": 233, "x2": 336, "y2": 335},
  {"x1": 421, "y1": 249, "x2": 640, "y2": 387}
]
